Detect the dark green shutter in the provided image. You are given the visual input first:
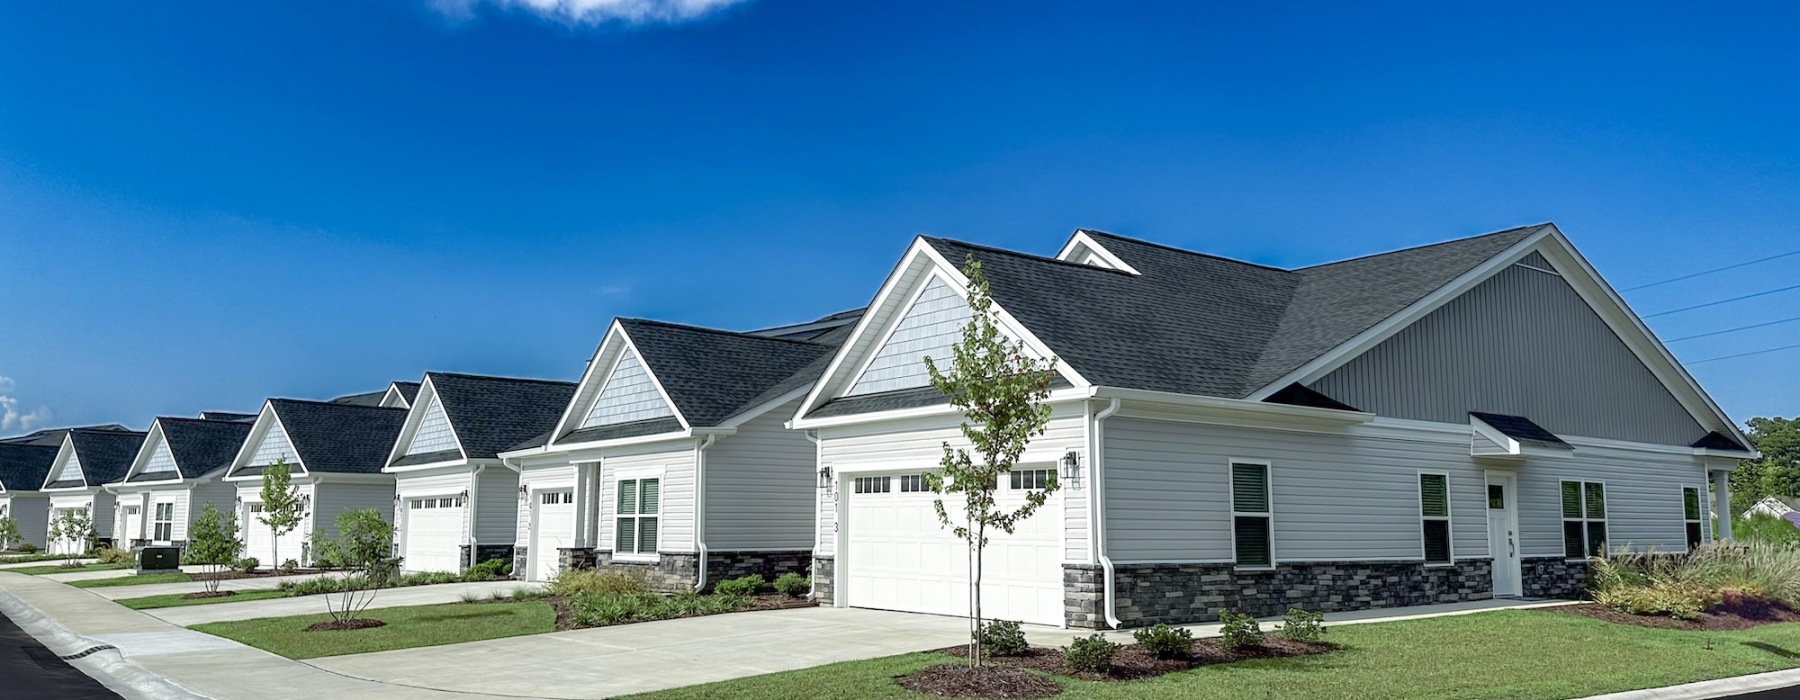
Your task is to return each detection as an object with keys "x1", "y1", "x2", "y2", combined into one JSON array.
[
  {"x1": 1232, "y1": 464, "x2": 1269, "y2": 513},
  {"x1": 1234, "y1": 516, "x2": 1271, "y2": 566},
  {"x1": 1423, "y1": 520, "x2": 1451, "y2": 564},
  {"x1": 1584, "y1": 483, "x2": 1606, "y2": 519},
  {"x1": 1560, "y1": 482, "x2": 1582, "y2": 519},
  {"x1": 1420, "y1": 474, "x2": 1449, "y2": 517}
]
